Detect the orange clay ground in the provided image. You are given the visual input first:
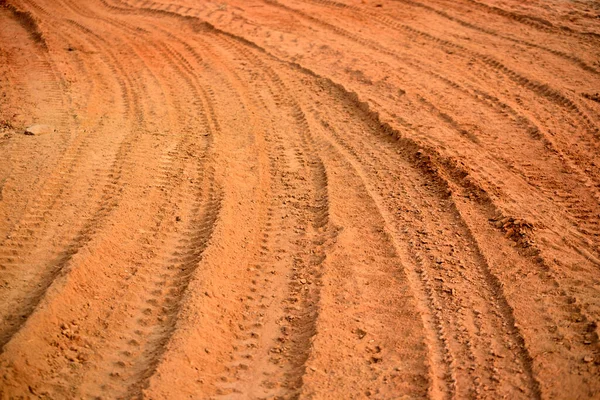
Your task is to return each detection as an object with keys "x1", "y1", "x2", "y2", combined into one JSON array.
[{"x1": 0, "y1": 0, "x2": 599, "y2": 398}]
